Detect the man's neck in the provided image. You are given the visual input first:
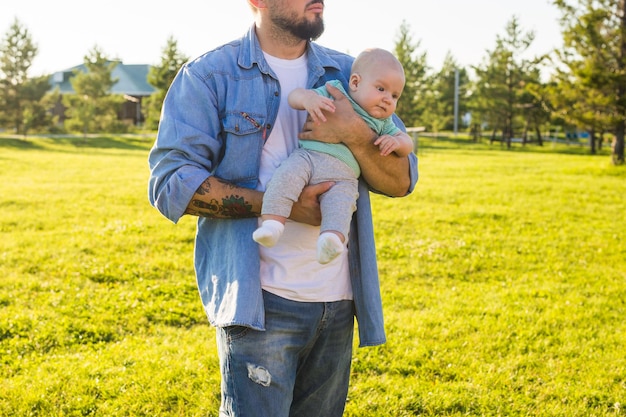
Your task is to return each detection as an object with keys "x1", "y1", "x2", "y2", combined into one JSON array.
[{"x1": 254, "y1": 24, "x2": 308, "y2": 59}]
